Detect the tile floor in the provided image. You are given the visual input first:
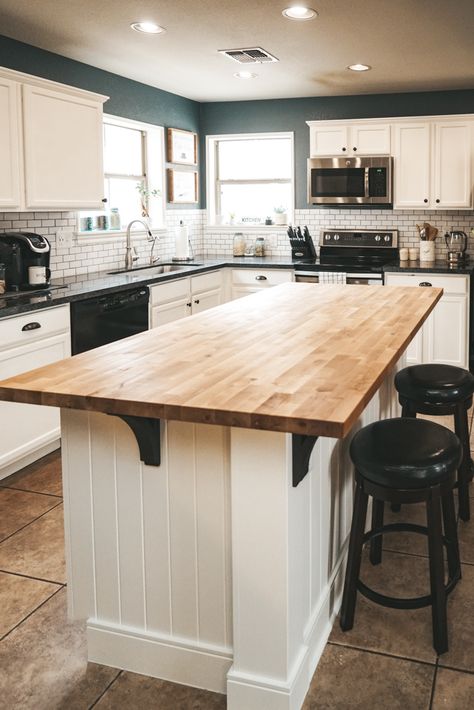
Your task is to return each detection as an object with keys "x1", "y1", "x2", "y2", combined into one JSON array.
[{"x1": 1, "y1": 414, "x2": 474, "y2": 709}]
